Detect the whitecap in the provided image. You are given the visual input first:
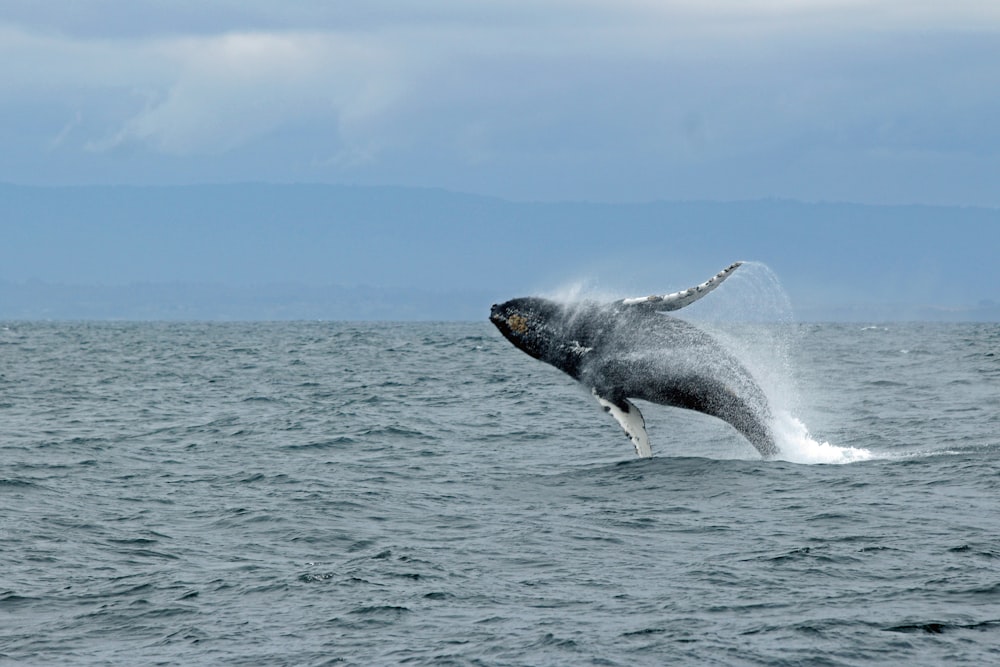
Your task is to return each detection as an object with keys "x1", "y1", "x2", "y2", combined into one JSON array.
[{"x1": 772, "y1": 412, "x2": 874, "y2": 465}]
